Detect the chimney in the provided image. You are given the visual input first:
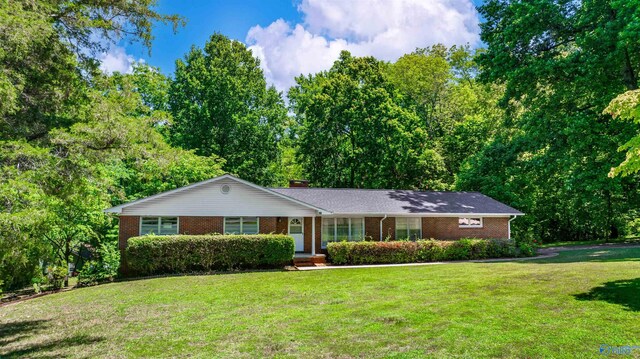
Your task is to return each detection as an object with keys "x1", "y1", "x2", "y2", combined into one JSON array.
[{"x1": 289, "y1": 179, "x2": 309, "y2": 188}]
